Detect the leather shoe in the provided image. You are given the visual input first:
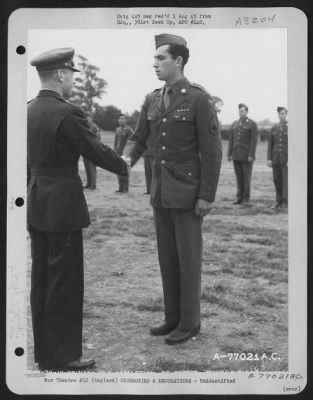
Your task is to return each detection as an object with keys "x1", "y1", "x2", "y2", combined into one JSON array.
[
  {"x1": 39, "y1": 358, "x2": 96, "y2": 372},
  {"x1": 150, "y1": 322, "x2": 178, "y2": 336},
  {"x1": 165, "y1": 324, "x2": 201, "y2": 345},
  {"x1": 271, "y1": 203, "x2": 281, "y2": 209},
  {"x1": 232, "y1": 199, "x2": 242, "y2": 205}
]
